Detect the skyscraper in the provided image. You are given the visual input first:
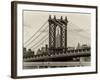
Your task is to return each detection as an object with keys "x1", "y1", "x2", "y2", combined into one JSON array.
[{"x1": 56, "y1": 27, "x2": 61, "y2": 48}]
